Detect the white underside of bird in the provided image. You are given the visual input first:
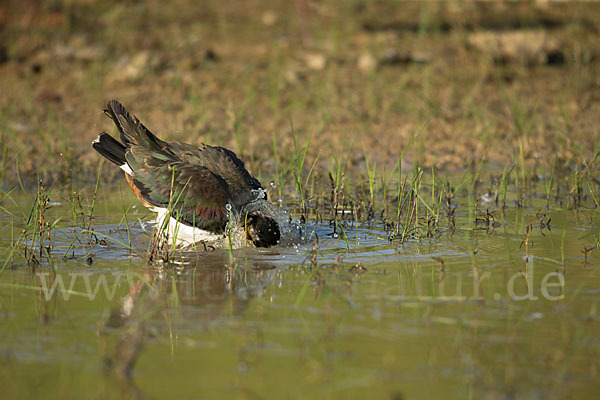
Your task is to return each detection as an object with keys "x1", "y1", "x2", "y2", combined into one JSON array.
[{"x1": 151, "y1": 206, "x2": 224, "y2": 248}]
